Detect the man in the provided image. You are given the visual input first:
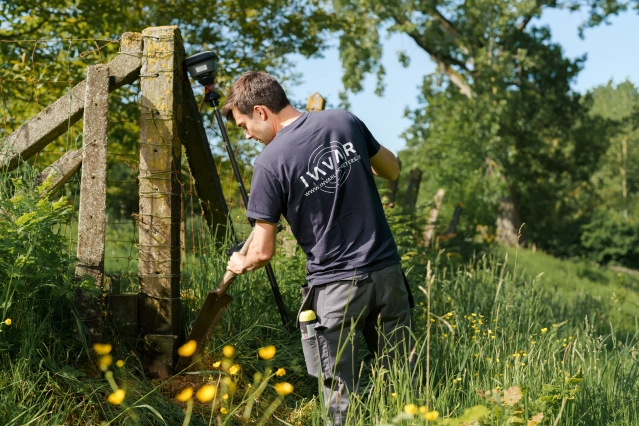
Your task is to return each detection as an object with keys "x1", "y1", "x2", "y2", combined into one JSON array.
[{"x1": 224, "y1": 71, "x2": 413, "y2": 425}]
